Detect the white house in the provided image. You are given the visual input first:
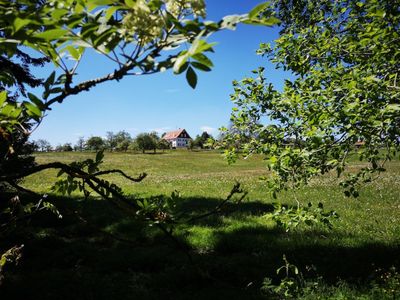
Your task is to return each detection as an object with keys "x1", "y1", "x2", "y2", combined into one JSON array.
[{"x1": 163, "y1": 129, "x2": 192, "y2": 148}]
